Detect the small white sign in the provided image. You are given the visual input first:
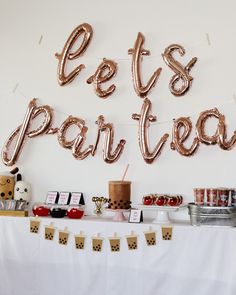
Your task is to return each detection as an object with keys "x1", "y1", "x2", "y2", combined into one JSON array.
[
  {"x1": 129, "y1": 209, "x2": 143, "y2": 223},
  {"x1": 70, "y1": 192, "x2": 82, "y2": 205},
  {"x1": 45, "y1": 191, "x2": 58, "y2": 204},
  {"x1": 58, "y1": 192, "x2": 71, "y2": 205}
]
